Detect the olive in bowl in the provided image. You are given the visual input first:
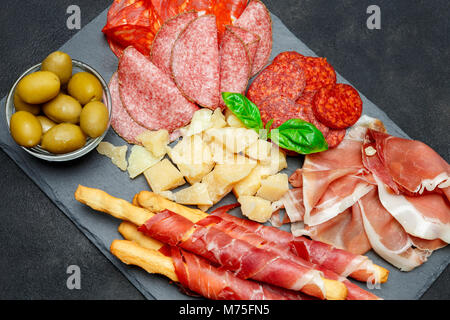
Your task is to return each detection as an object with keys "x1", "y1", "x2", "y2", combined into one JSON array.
[{"x1": 5, "y1": 51, "x2": 111, "y2": 161}]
